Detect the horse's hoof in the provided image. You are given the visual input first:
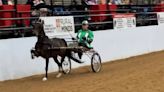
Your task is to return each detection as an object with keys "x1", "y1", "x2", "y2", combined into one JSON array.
[
  {"x1": 56, "y1": 73, "x2": 62, "y2": 78},
  {"x1": 42, "y1": 77, "x2": 47, "y2": 81}
]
